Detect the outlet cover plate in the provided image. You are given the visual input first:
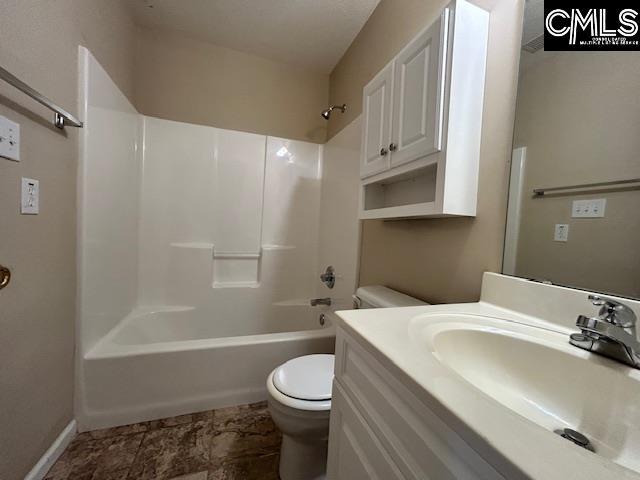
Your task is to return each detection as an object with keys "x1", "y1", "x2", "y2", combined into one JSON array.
[
  {"x1": 21, "y1": 177, "x2": 39, "y2": 214},
  {"x1": 554, "y1": 224, "x2": 569, "y2": 242},
  {"x1": 572, "y1": 199, "x2": 606, "y2": 218}
]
